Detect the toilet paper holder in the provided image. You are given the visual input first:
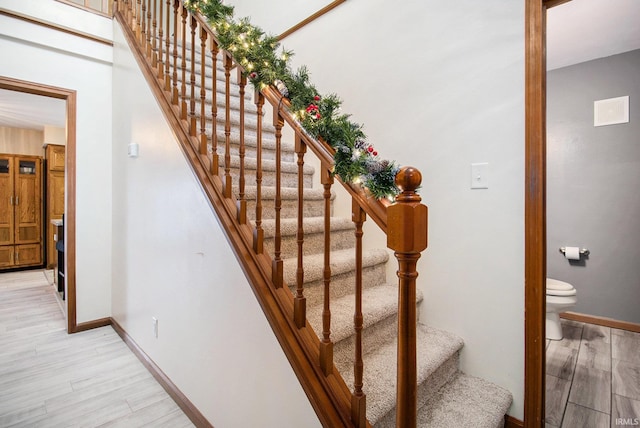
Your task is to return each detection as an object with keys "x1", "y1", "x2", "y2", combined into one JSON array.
[{"x1": 559, "y1": 247, "x2": 590, "y2": 256}]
